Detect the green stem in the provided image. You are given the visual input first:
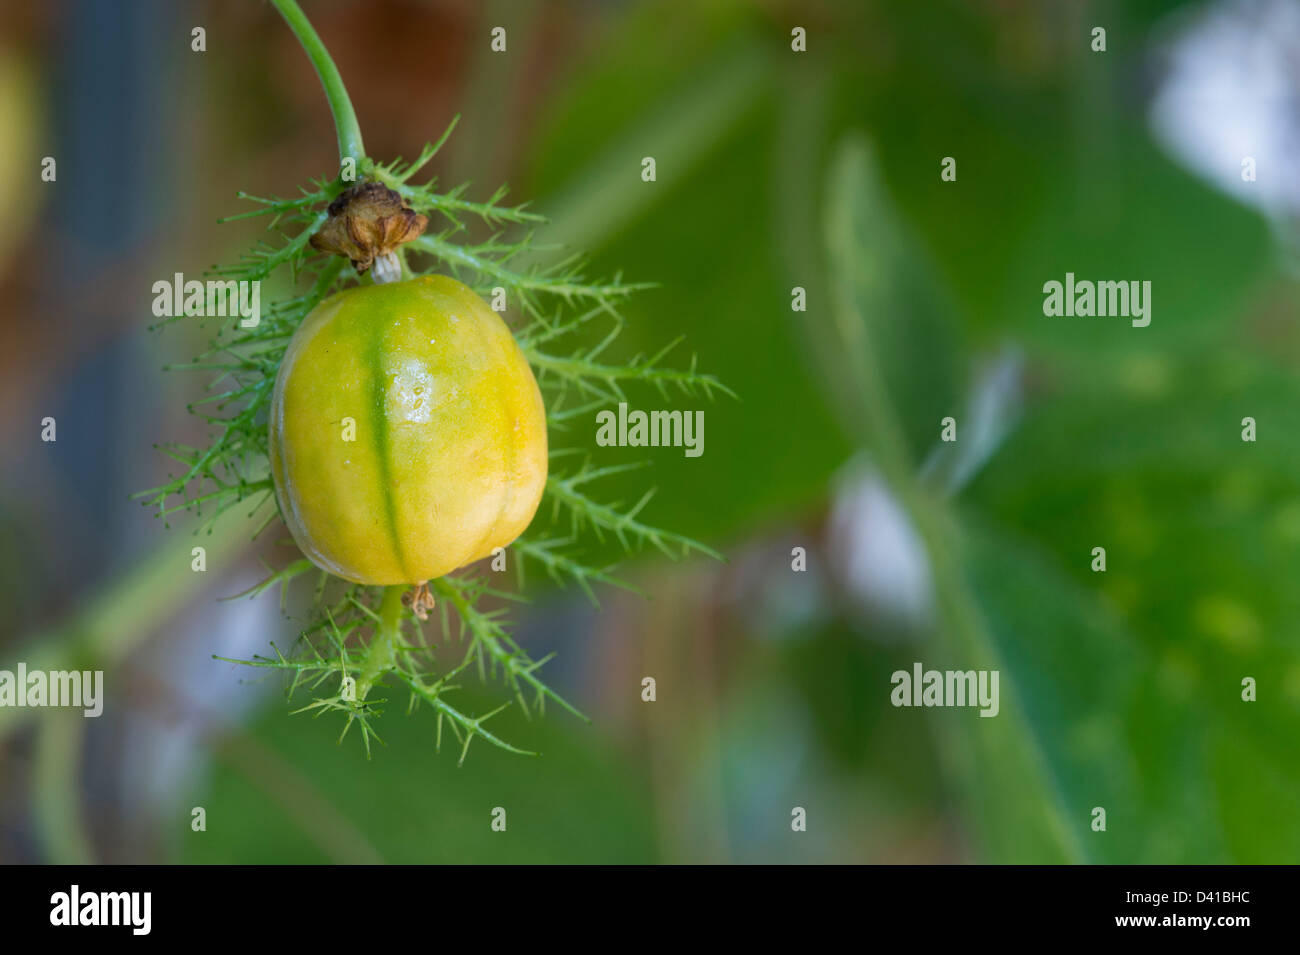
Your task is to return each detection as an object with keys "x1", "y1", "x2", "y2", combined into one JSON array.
[
  {"x1": 33, "y1": 711, "x2": 94, "y2": 863},
  {"x1": 270, "y1": 0, "x2": 366, "y2": 167},
  {"x1": 356, "y1": 585, "x2": 405, "y2": 701}
]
